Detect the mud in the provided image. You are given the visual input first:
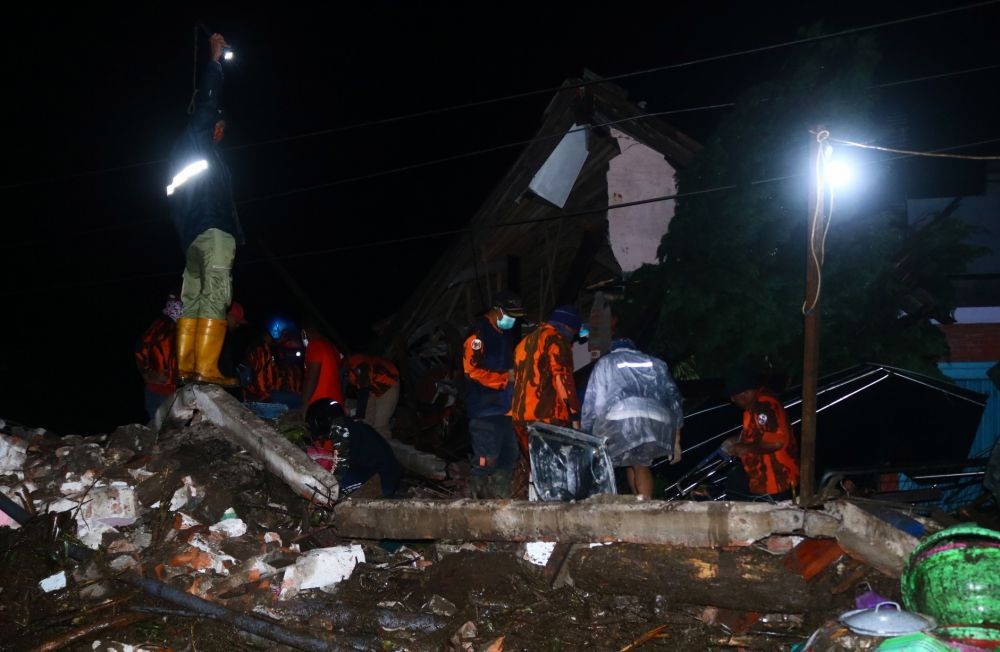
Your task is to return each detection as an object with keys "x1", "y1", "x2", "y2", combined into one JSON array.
[{"x1": 0, "y1": 416, "x2": 917, "y2": 651}]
